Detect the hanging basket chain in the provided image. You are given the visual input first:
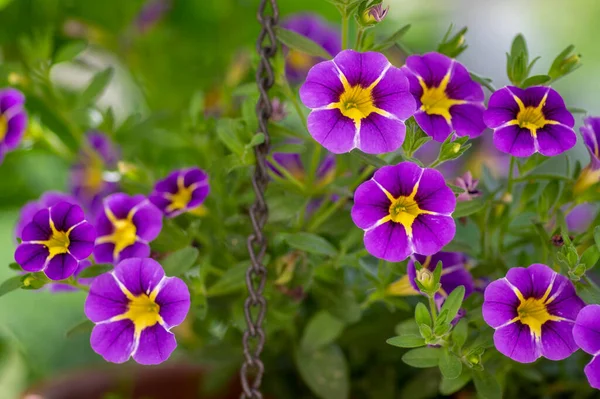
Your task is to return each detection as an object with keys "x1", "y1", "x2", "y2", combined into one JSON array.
[{"x1": 241, "y1": 0, "x2": 278, "y2": 398}]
